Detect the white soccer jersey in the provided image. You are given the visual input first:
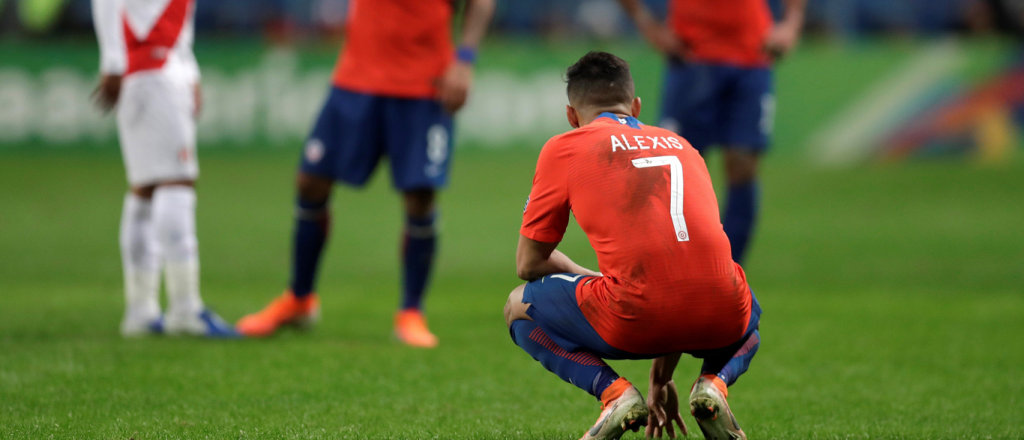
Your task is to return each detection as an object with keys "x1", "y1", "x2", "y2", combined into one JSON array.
[{"x1": 92, "y1": 0, "x2": 199, "y2": 83}]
